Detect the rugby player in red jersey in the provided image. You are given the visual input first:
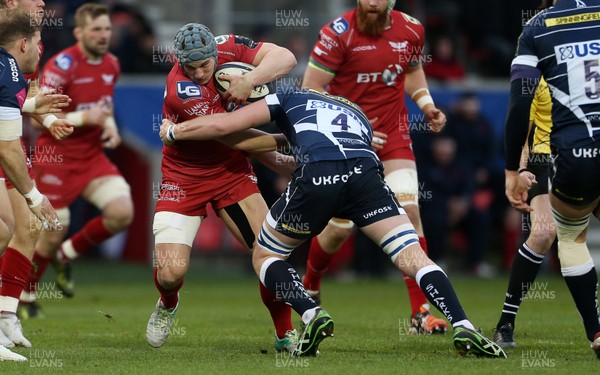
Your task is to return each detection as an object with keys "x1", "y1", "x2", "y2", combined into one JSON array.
[
  {"x1": 19, "y1": 4, "x2": 133, "y2": 318},
  {"x1": 145, "y1": 23, "x2": 299, "y2": 352},
  {"x1": 301, "y1": 0, "x2": 448, "y2": 334}
]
